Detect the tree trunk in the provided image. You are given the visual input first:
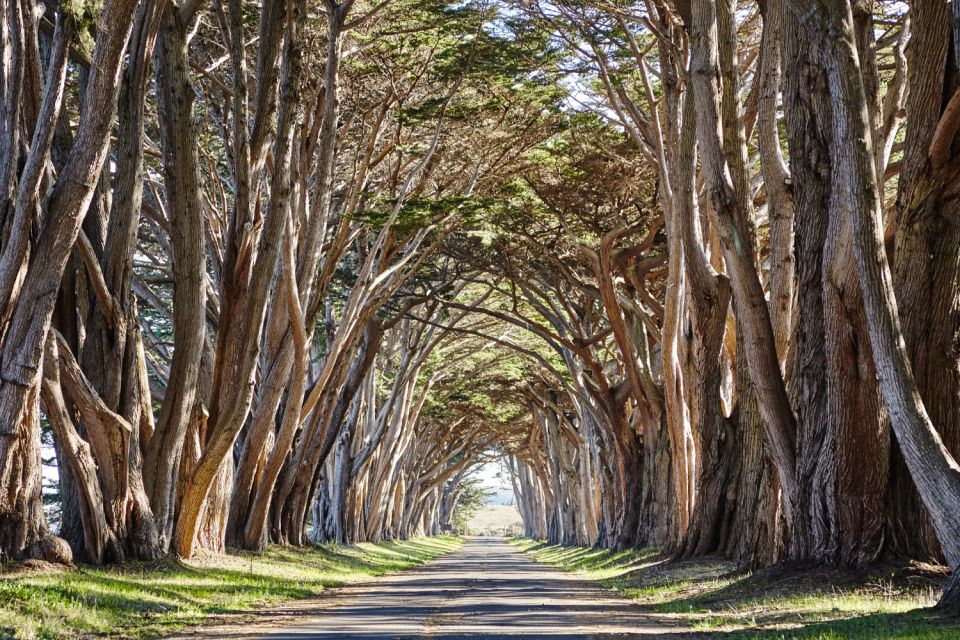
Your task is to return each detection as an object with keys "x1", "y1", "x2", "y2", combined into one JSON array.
[
  {"x1": 688, "y1": 0, "x2": 798, "y2": 521},
  {"x1": 728, "y1": 336, "x2": 784, "y2": 568},
  {"x1": 41, "y1": 335, "x2": 121, "y2": 563},
  {"x1": 887, "y1": 0, "x2": 960, "y2": 564},
  {"x1": 143, "y1": 1, "x2": 208, "y2": 547},
  {"x1": 757, "y1": 0, "x2": 795, "y2": 366},
  {"x1": 780, "y1": 0, "x2": 888, "y2": 568},
  {"x1": 173, "y1": 0, "x2": 301, "y2": 558},
  {"x1": 939, "y1": 569, "x2": 960, "y2": 614},
  {"x1": 789, "y1": 0, "x2": 960, "y2": 603},
  {"x1": 672, "y1": 84, "x2": 737, "y2": 557},
  {"x1": 0, "y1": 0, "x2": 137, "y2": 562},
  {"x1": 0, "y1": 383, "x2": 68, "y2": 562}
]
